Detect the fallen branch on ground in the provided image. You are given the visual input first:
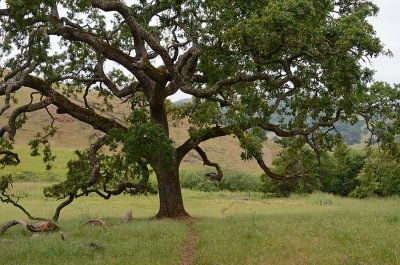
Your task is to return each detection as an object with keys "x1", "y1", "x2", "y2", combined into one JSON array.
[
  {"x1": 0, "y1": 220, "x2": 60, "y2": 236},
  {"x1": 81, "y1": 219, "x2": 108, "y2": 228}
]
